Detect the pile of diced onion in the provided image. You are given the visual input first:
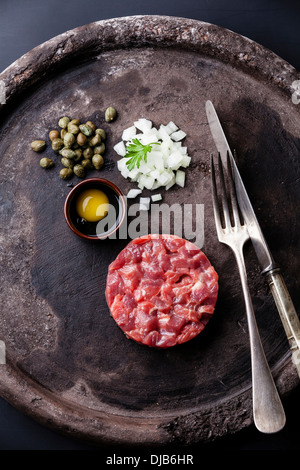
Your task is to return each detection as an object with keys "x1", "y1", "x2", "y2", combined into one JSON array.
[{"x1": 114, "y1": 118, "x2": 191, "y2": 192}]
